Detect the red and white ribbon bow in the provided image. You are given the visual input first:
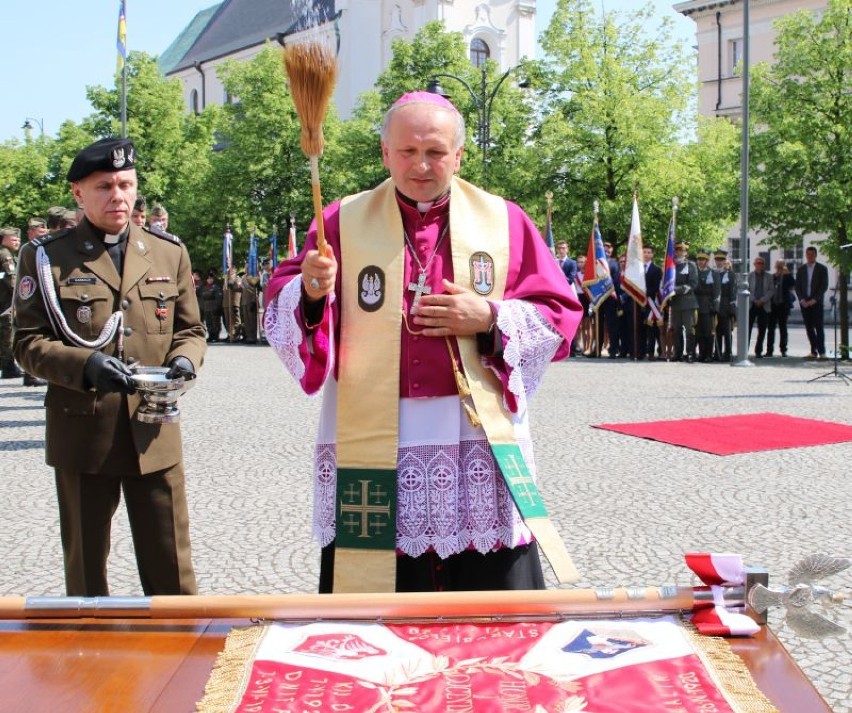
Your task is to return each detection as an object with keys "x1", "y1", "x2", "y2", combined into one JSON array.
[{"x1": 685, "y1": 553, "x2": 760, "y2": 637}]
